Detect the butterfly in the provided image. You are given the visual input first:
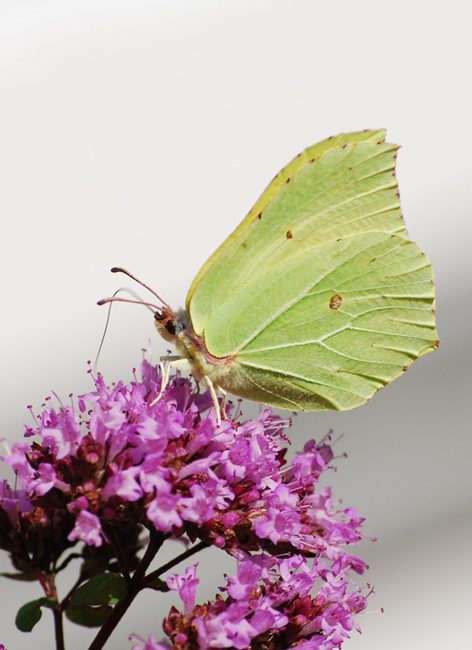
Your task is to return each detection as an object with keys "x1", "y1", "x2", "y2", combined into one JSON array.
[{"x1": 100, "y1": 129, "x2": 438, "y2": 421}]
